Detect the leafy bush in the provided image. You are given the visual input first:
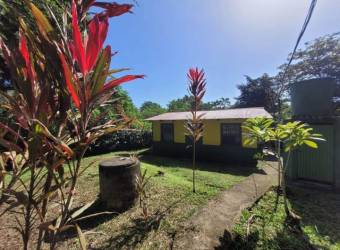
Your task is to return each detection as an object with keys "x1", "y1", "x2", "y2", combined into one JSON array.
[{"x1": 87, "y1": 130, "x2": 152, "y2": 155}]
